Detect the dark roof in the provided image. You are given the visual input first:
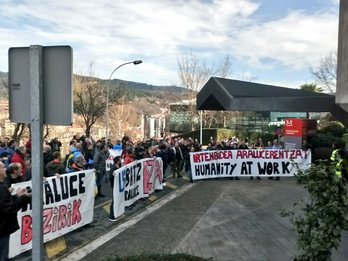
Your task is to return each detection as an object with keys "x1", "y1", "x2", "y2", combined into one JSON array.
[
  {"x1": 196, "y1": 77, "x2": 348, "y2": 126},
  {"x1": 209, "y1": 77, "x2": 329, "y2": 98}
]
